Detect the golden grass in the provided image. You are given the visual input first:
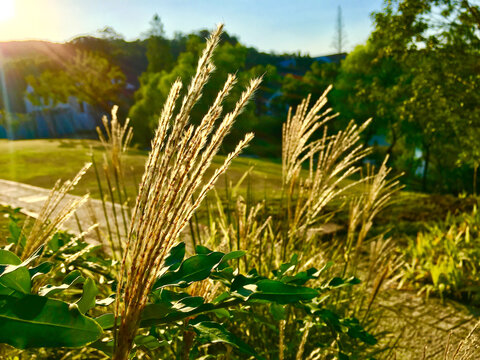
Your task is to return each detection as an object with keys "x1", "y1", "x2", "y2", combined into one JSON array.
[{"x1": 113, "y1": 24, "x2": 261, "y2": 359}]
